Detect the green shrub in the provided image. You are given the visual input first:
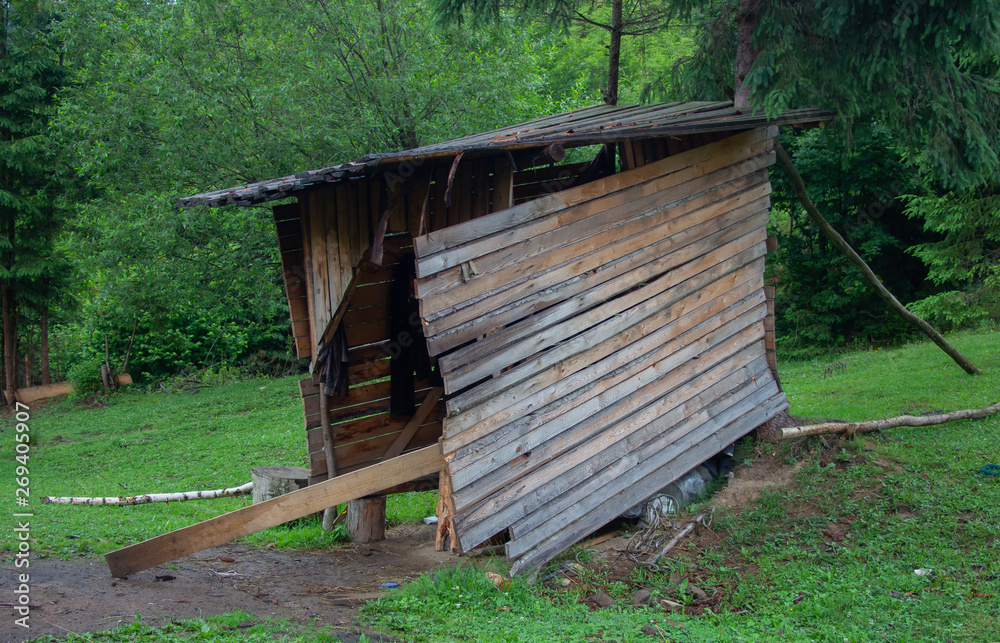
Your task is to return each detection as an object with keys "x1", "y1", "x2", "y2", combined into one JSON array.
[{"x1": 66, "y1": 354, "x2": 106, "y2": 397}]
